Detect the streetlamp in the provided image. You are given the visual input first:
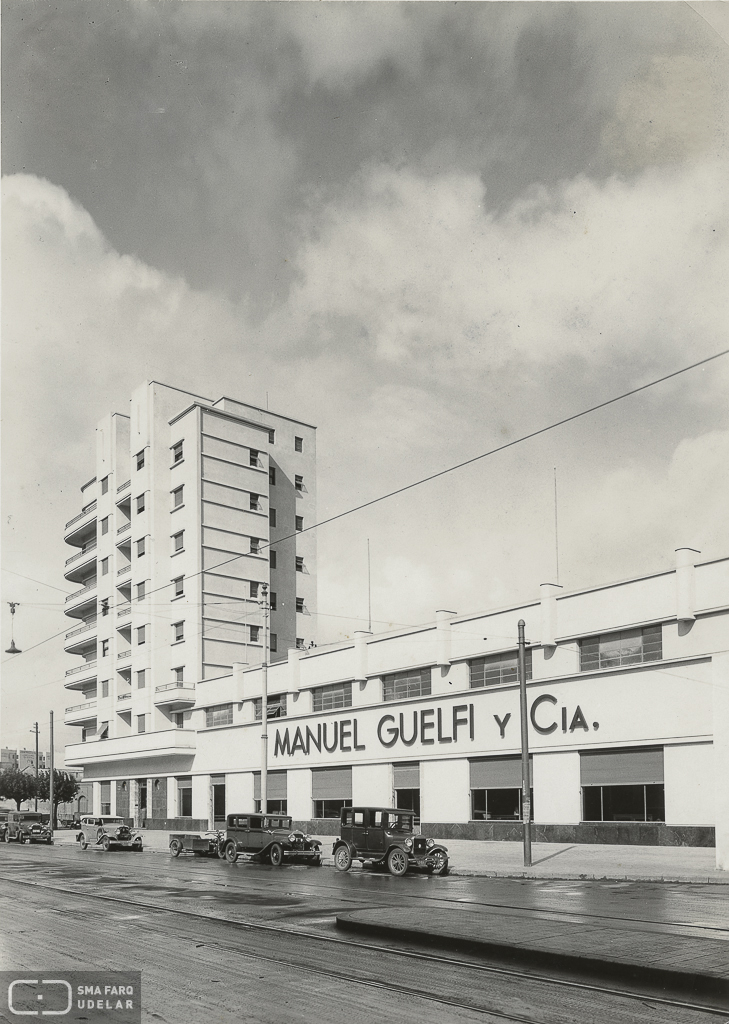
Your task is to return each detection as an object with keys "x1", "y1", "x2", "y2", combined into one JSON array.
[{"x1": 5, "y1": 602, "x2": 22, "y2": 654}]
